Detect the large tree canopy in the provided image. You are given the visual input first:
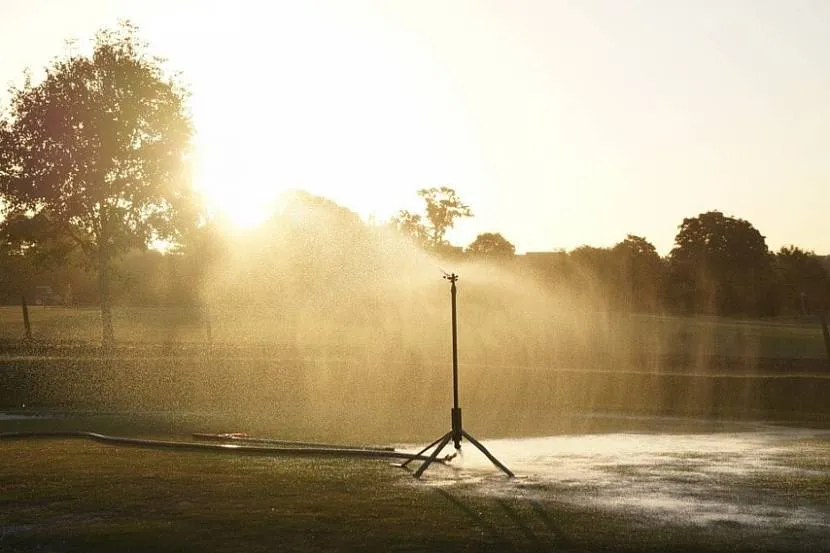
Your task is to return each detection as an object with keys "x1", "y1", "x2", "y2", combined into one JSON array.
[
  {"x1": 774, "y1": 246, "x2": 830, "y2": 315},
  {"x1": 0, "y1": 22, "x2": 195, "y2": 344},
  {"x1": 668, "y1": 211, "x2": 772, "y2": 315},
  {"x1": 467, "y1": 232, "x2": 515, "y2": 258}
]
